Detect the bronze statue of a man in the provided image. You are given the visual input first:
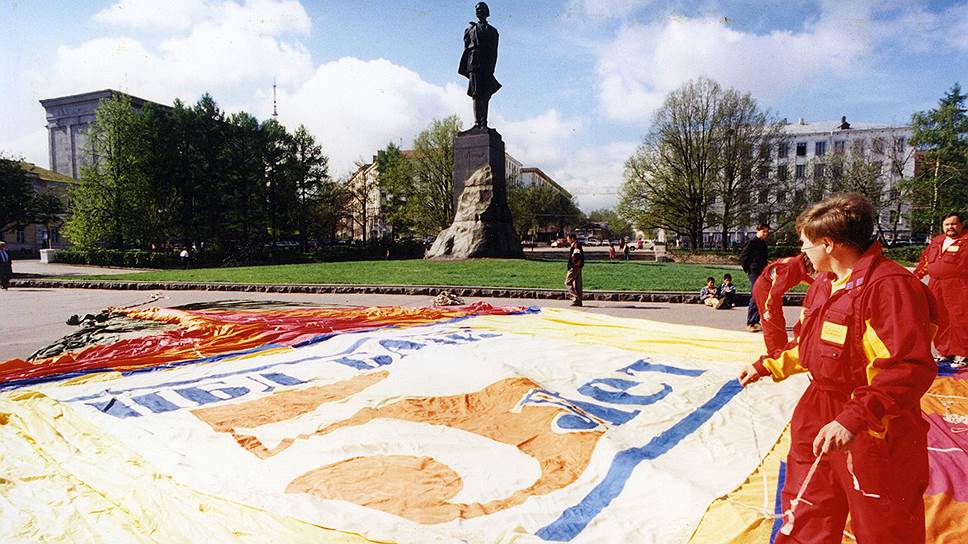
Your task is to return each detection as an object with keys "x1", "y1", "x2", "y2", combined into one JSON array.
[{"x1": 458, "y1": 2, "x2": 501, "y2": 129}]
